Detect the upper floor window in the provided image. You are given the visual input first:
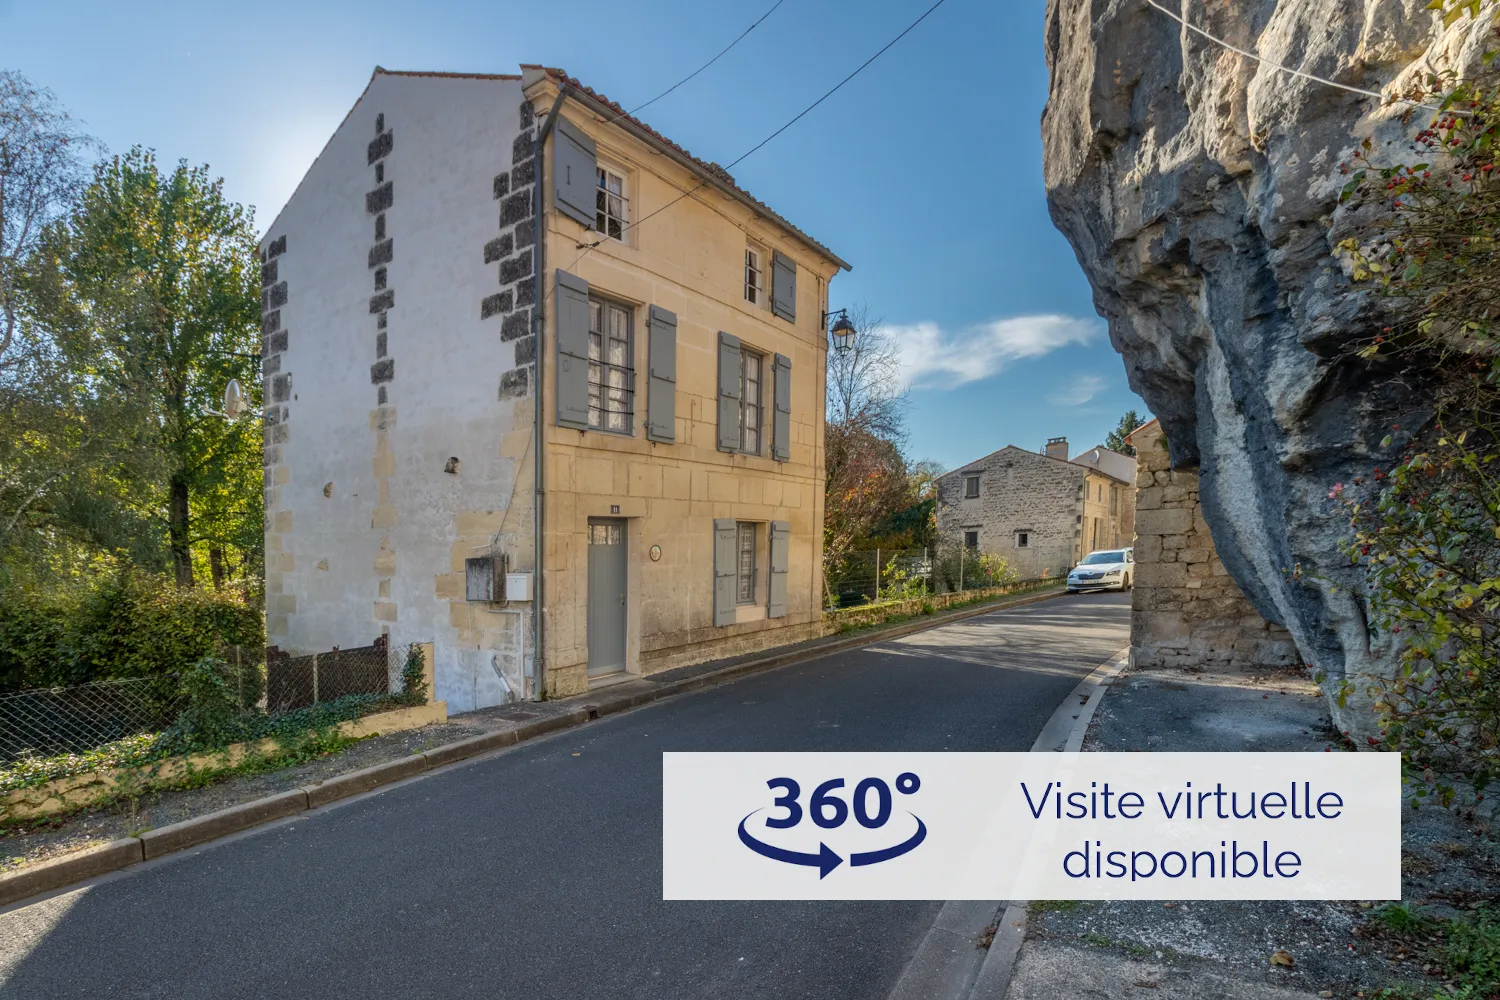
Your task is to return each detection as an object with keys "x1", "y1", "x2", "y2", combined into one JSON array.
[
  {"x1": 588, "y1": 297, "x2": 633, "y2": 432},
  {"x1": 739, "y1": 349, "x2": 763, "y2": 454},
  {"x1": 964, "y1": 474, "x2": 980, "y2": 498},
  {"x1": 596, "y1": 165, "x2": 627, "y2": 241},
  {"x1": 745, "y1": 246, "x2": 765, "y2": 306},
  {"x1": 1016, "y1": 531, "x2": 1030, "y2": 549},
  {"x1": 964, "y1": 530, "x2": 979, "y2": 550}
]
